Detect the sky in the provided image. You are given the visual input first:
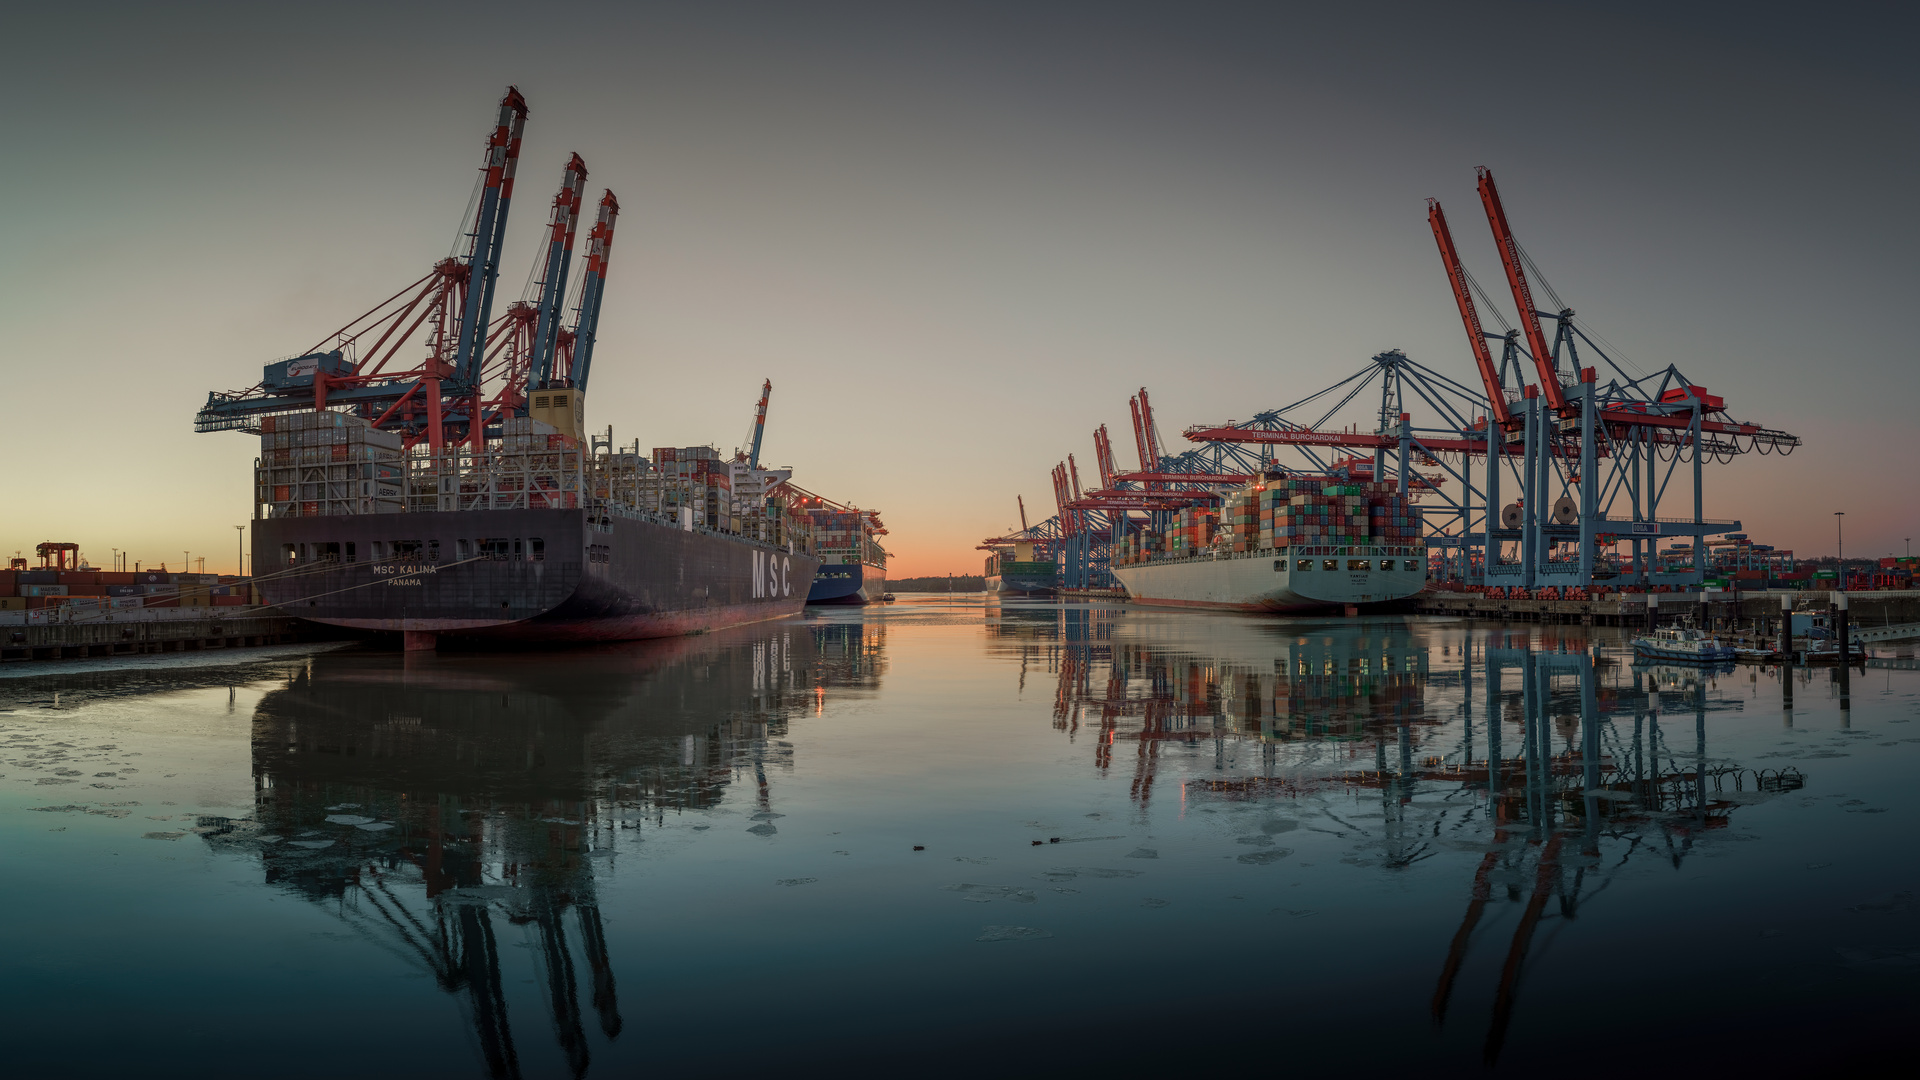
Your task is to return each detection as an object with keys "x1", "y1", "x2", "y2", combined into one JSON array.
[{"x1": 2, "y1": 1, "x2": 1916, "y2": 576}]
